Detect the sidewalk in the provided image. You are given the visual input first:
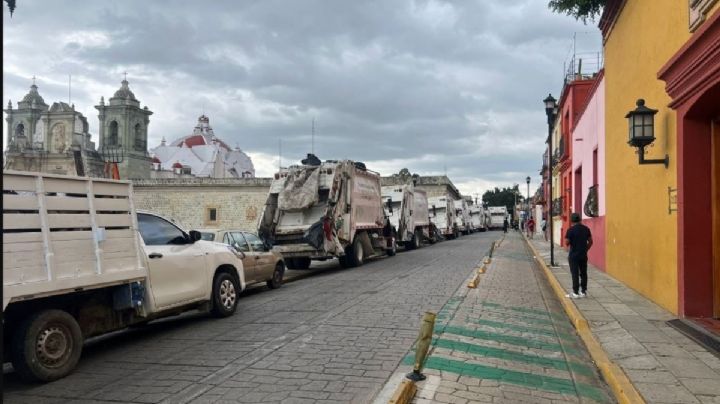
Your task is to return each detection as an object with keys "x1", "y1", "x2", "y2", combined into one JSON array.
[
  {"x1": 392, "y1": 232, "x2": 614, "y2": 403},
  {"x1": 528, "y1": 237, "x2": 720, "y2": 403}
]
